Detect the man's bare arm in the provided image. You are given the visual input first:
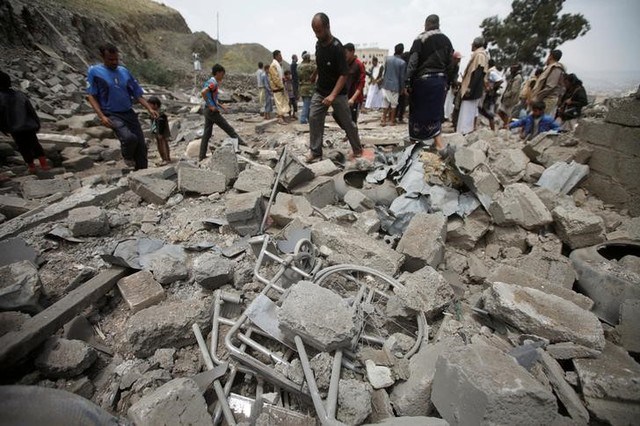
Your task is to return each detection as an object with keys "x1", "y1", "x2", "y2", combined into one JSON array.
[{"x1": 87, "y1": 94, "x2": 112, "y2": 128}]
